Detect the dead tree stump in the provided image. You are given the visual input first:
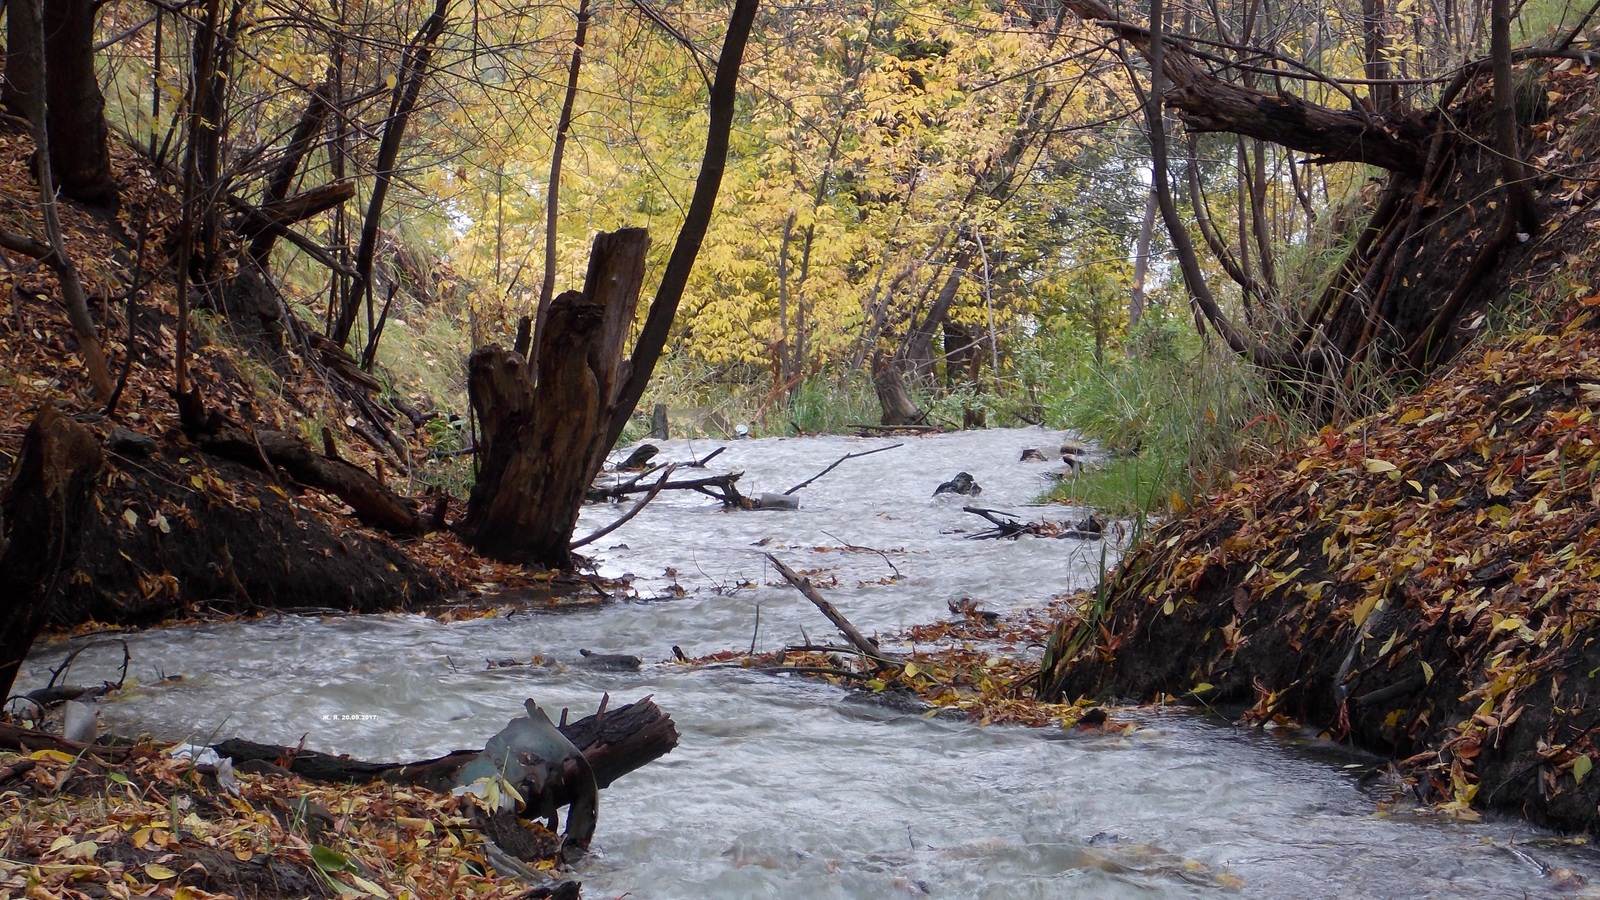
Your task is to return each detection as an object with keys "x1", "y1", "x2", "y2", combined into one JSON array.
[
  {"x1": 0, "y1": 406, "x2": 103, "y2": 701},
  {"x1": 463, "y1": 228, "x2": 650, "y2": 567}
]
